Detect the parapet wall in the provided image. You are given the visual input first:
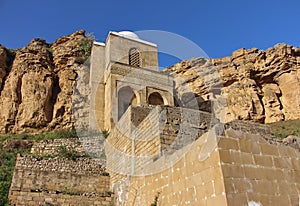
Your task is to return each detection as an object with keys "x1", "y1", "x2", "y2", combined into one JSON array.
[
  {"x1": 220, "y1": 128, "x2": 300, "y2": 205},
  {"x1": 31, "y1": 137, "x2": 106, "y2": 158},
  {"x1": 30, "y1": 138, "x2": 85, "y2": 156},
  {"x1": 105, "y1": 105, "x2": 213, "y2": 187},
  {"x1": 122, "y1": 126, "x2": 300, "y2": 205},
  {"x1": 224, "y1": 120, "x2": 273, "y2": 140},
  {"x1": 126, "y1": 127, "x2": 226, "y2": 205}
]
